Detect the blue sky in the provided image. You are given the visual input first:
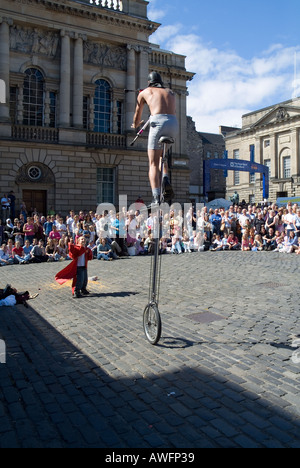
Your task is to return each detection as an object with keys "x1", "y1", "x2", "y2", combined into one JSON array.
[{"x1": 148, "y1": 0, "x2": 300, "y2": 133}]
